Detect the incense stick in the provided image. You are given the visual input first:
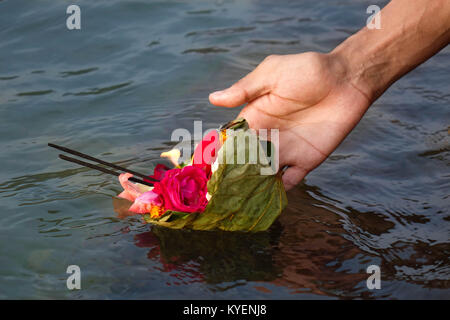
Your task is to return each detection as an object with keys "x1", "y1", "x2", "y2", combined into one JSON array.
[
  {"x1": 49, "y1": 143, "x2": 156, "y2": 182},
  {"x1": 59, "y1": 154, "x2": 154, "y2": 187}
]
